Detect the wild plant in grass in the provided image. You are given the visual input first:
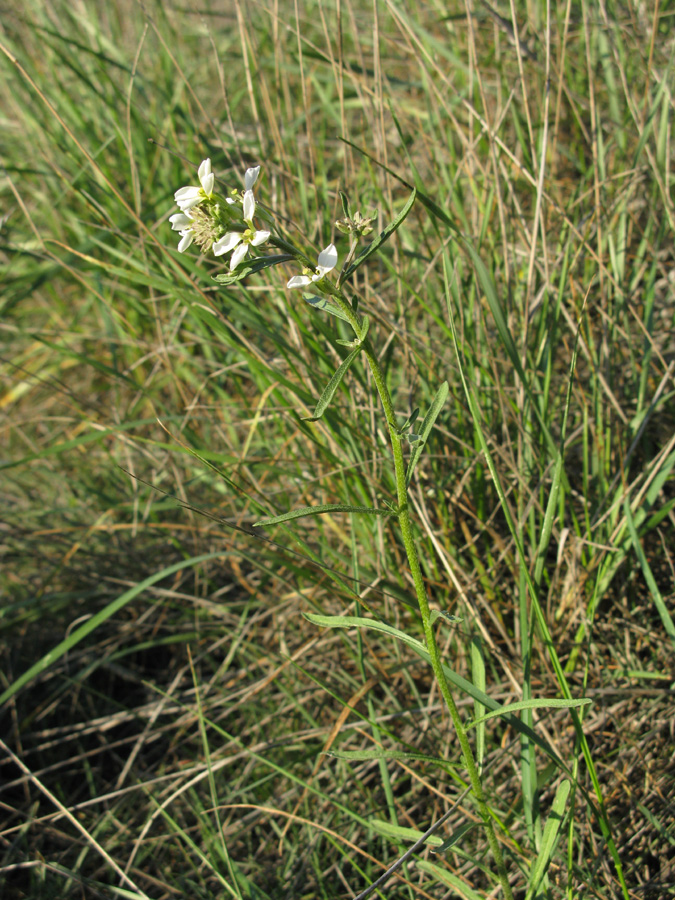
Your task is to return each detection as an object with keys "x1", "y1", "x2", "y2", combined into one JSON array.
[{"x1": 169, "y1": 157, "x2": 592, "y2": 900}]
